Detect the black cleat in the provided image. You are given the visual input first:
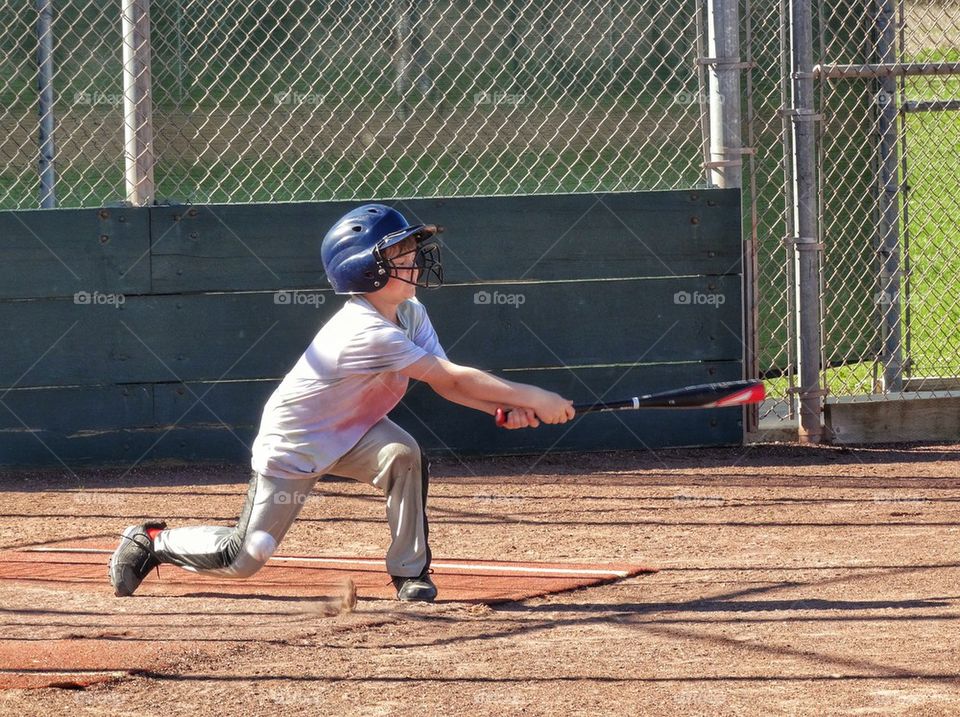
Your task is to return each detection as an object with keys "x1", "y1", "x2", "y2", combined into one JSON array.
[
  {"x1": 391, "y1": 569, "x2": 437, "y2": 602},
  {"x1": 107, "y1": 521, "x2": 167, "y2": 597}
]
